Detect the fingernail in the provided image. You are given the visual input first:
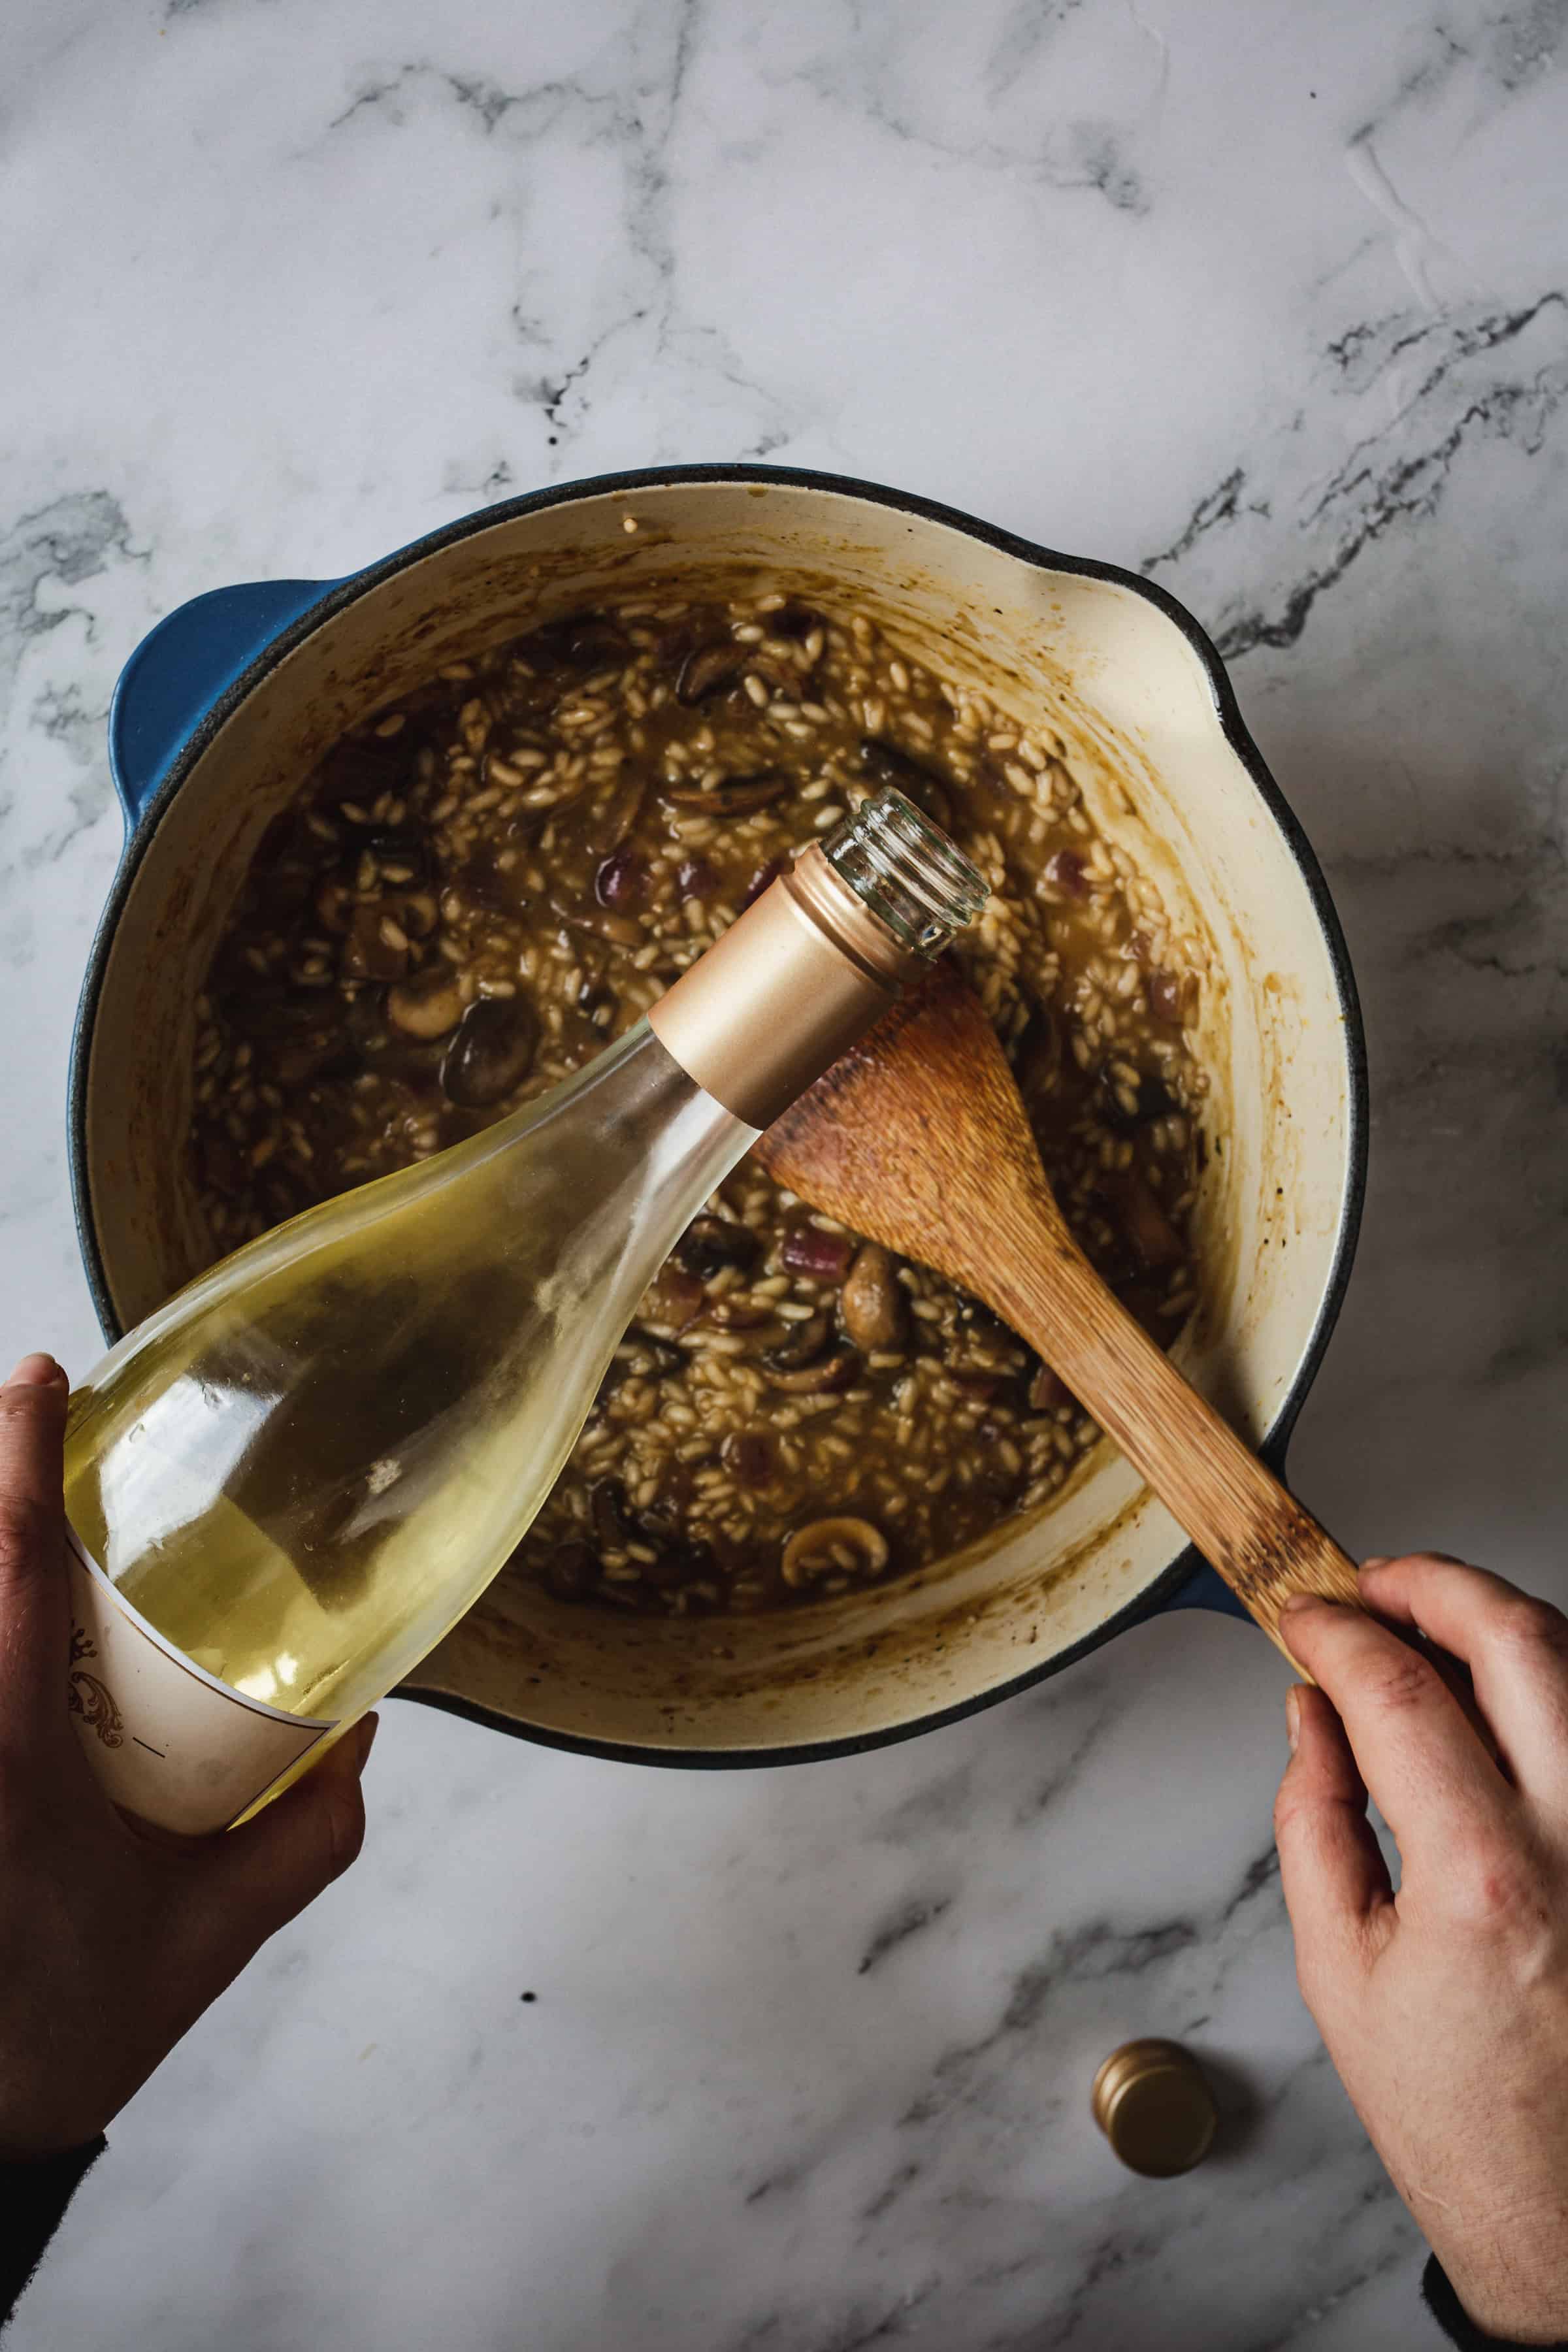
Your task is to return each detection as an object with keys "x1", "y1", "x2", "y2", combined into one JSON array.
[
  {"x1": 1280, "y1": 1593, "x2": 1332, "y2": 1622},
  {"x1": 5, "y1": 1354, "x2": 65, "y2": 1388},
  {"x1": 355, "y1": 1714, "x2": 380, "y2": 1769},
  {"x1": 1286, "y1": 1687, "x2": 1301, "y2": 1753},
  {"x1": 1361, "y1": 1555, "x2": 1391, "y2": 1573}
]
